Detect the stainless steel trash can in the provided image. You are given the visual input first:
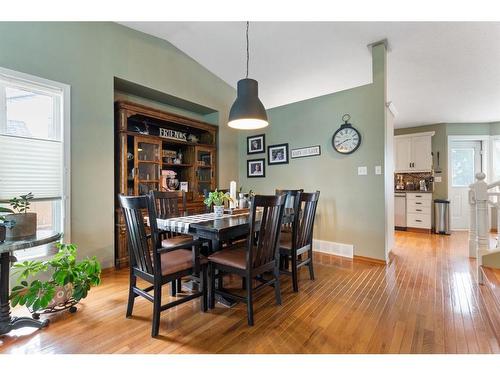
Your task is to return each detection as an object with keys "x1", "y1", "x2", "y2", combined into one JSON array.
[{"x1": 434, "y1": 199, "x2": 451, "y2": 235}]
